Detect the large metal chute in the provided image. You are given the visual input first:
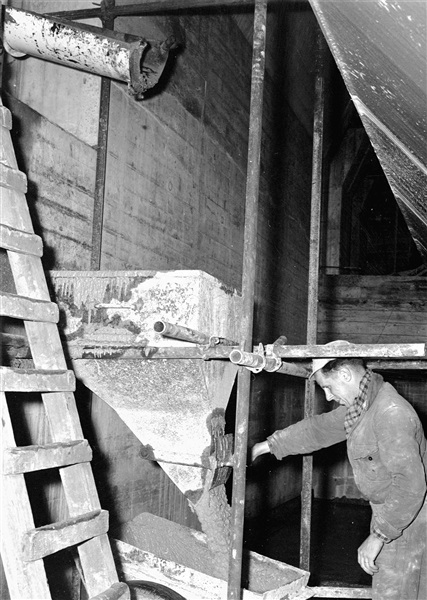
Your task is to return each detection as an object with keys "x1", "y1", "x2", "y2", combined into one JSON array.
[
  {"x1": 309, "y1": 0, "x2": 427, "y2": 257},
  {"x1": 49, "y1": 270, "x2": 240, "y2": 502}
]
